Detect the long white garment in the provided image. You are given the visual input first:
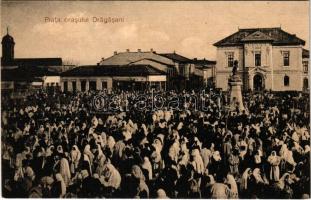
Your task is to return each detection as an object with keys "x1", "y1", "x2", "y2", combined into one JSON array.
[{"x1": 60, "y1": 157, "x2": 71, "y2": 186}]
